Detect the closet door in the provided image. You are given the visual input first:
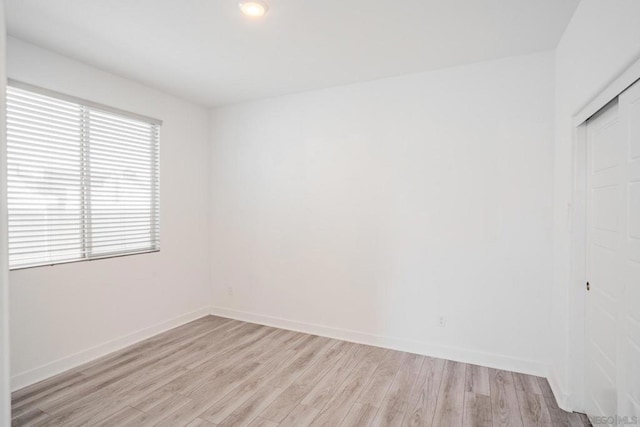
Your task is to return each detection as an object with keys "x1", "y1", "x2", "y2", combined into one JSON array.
[
  {"x1": 585, "y1": 78, "x2": 640, "y2": 424},
  {"x1": 618, "y1": 80, "x2": 640, "y2": 422},
  {"x1": 585, "y1": 98, "x2": 624, "y2": 423}
]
